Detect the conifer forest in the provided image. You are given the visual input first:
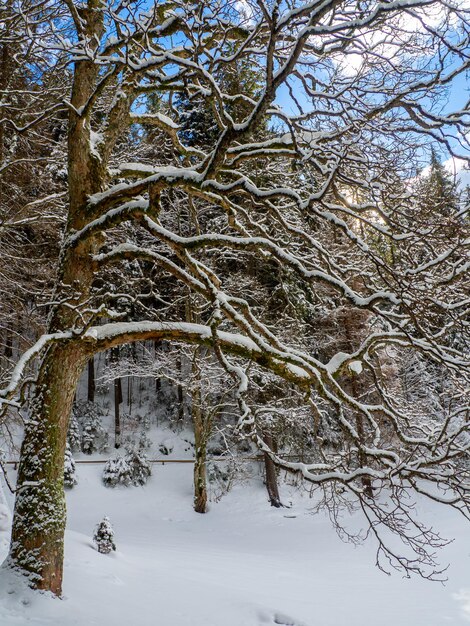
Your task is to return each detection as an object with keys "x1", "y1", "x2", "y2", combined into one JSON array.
[{"x1": 0, "y1": 1, "x2": 469, "y2": 624}]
